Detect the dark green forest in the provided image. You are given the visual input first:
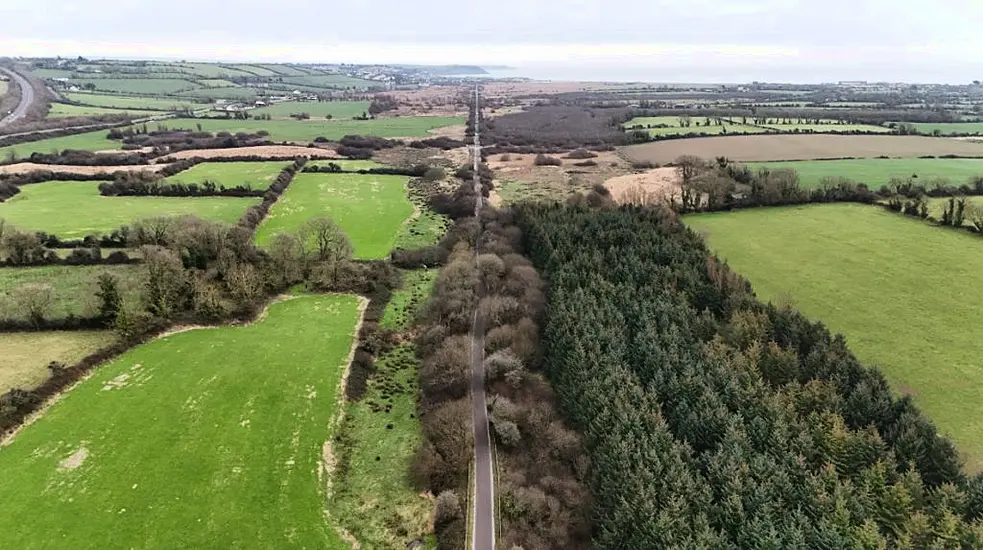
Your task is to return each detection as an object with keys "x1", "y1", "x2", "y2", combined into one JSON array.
[{"x1": 517, "y1": 203, "x2": 983, "y2": 548}]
